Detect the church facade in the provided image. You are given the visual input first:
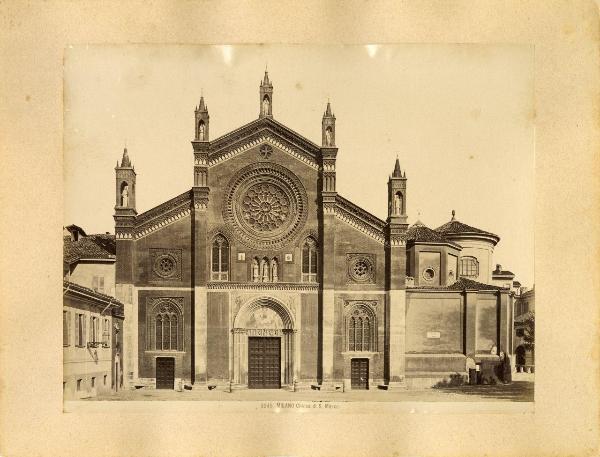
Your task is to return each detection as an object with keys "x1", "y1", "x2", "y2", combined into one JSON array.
[{"x1": 114, "y1": 72, "x2": 514, "y2": 391}]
